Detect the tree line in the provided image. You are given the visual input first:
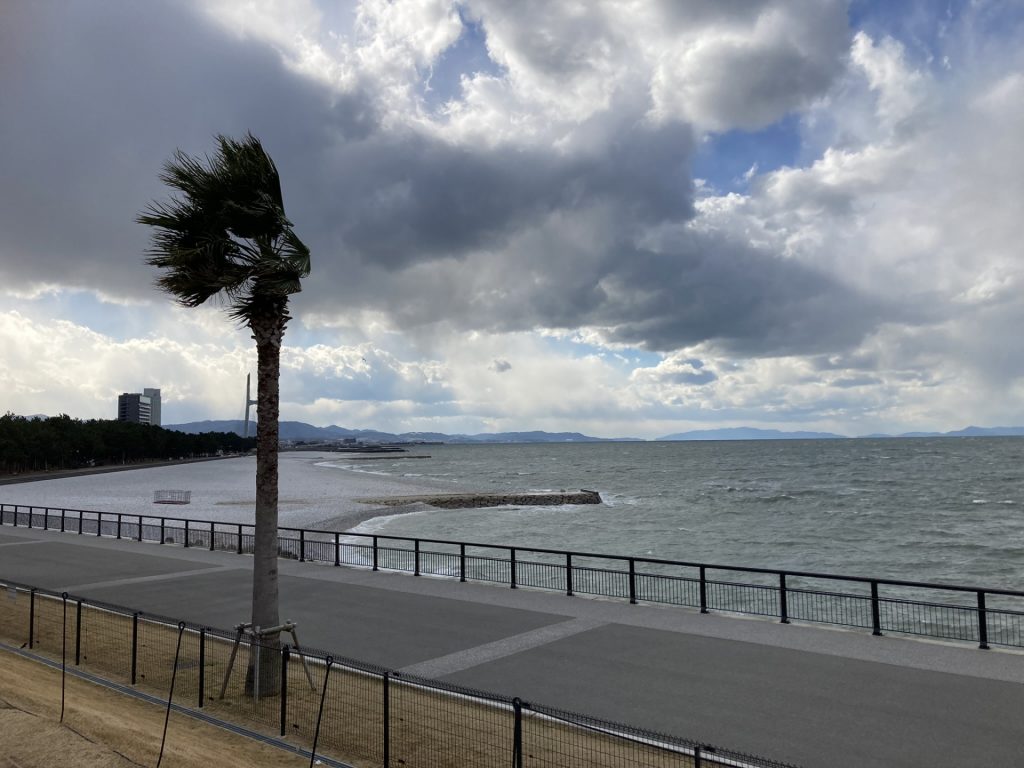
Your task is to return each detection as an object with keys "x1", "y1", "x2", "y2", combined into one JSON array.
[{"x1": 0, "y1": 413, "x2": 255, "y2": 475}]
